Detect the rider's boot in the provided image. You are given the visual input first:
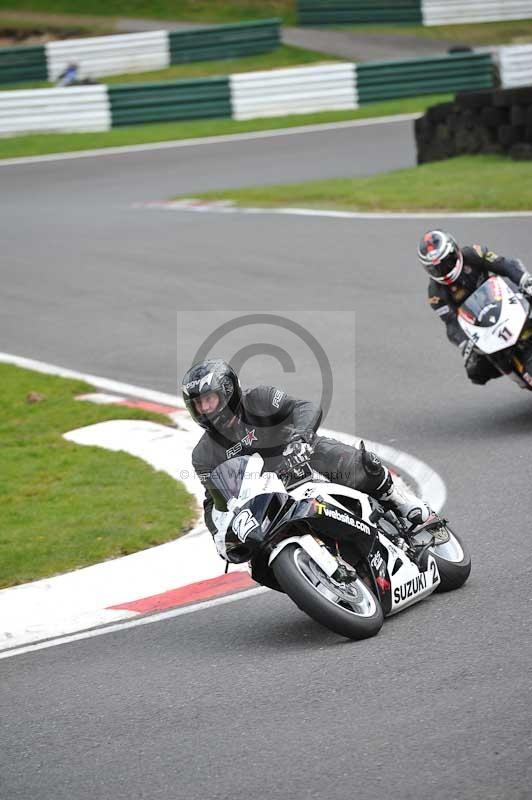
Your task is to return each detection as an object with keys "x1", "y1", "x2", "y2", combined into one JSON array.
[
  {"x1": 375, "y1": 468, "x2": 432, "y2": 529},
  {"x1": 360, "y1": 442, "x2": 431, "y2": 530}
]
